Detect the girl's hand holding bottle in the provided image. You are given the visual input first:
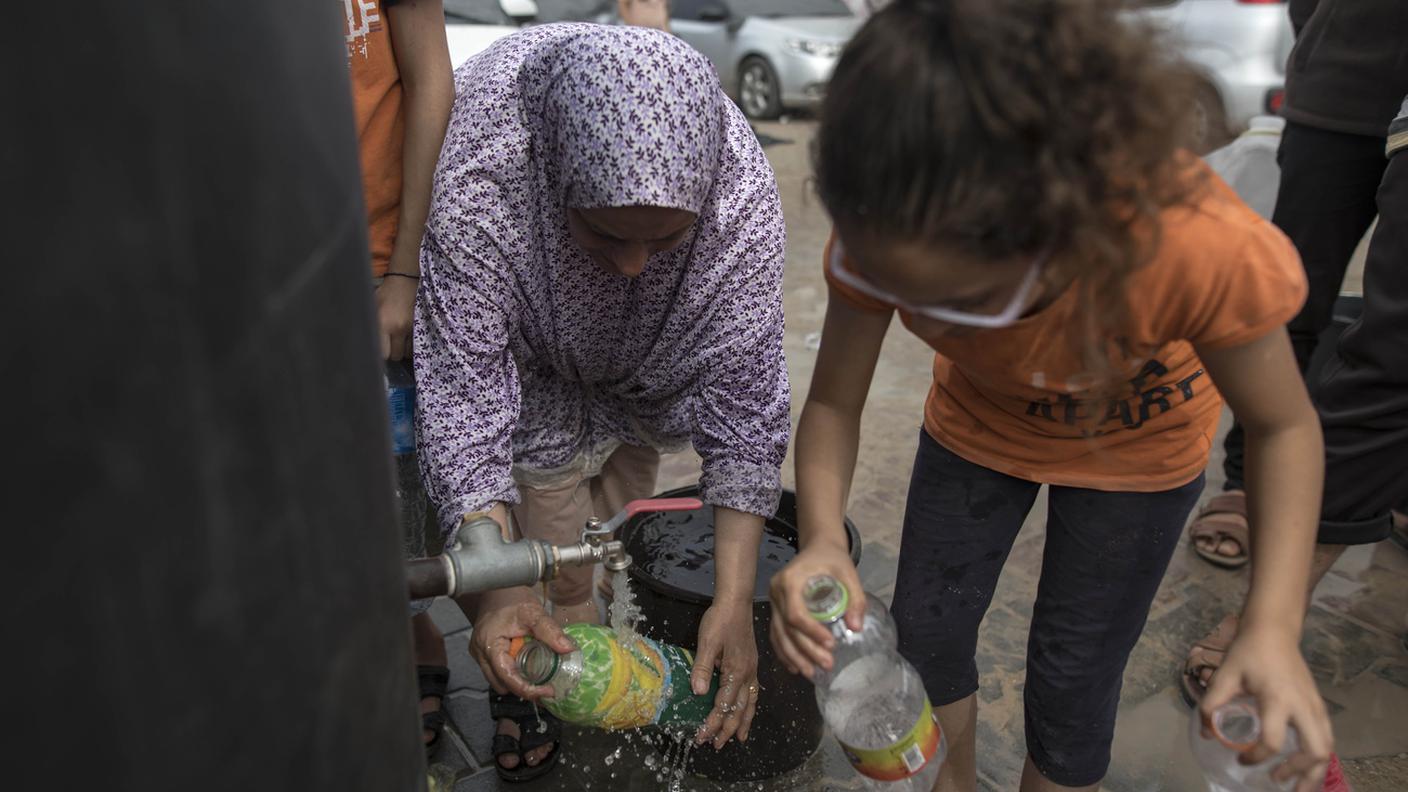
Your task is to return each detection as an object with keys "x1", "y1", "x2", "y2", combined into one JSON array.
[
  {"x1": 769, "y1": 538, "x2": 866, "y2": 678},
  {"x1": 1201, "y1": 621, "x2": 1333, "y2": 792}
]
